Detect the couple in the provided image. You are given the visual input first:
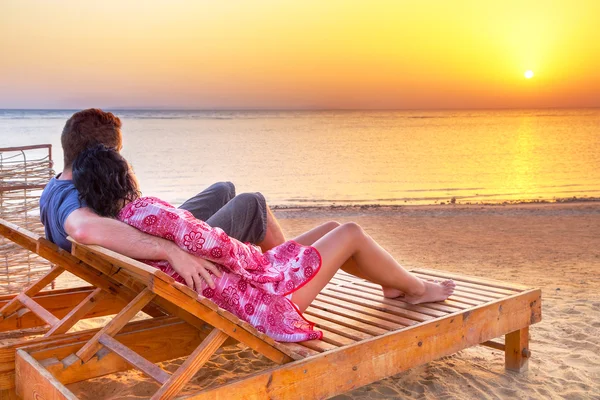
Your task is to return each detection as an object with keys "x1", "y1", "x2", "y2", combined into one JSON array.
[{"x1": 41, "y1": 108, "x2": 455, "y2": 342}]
